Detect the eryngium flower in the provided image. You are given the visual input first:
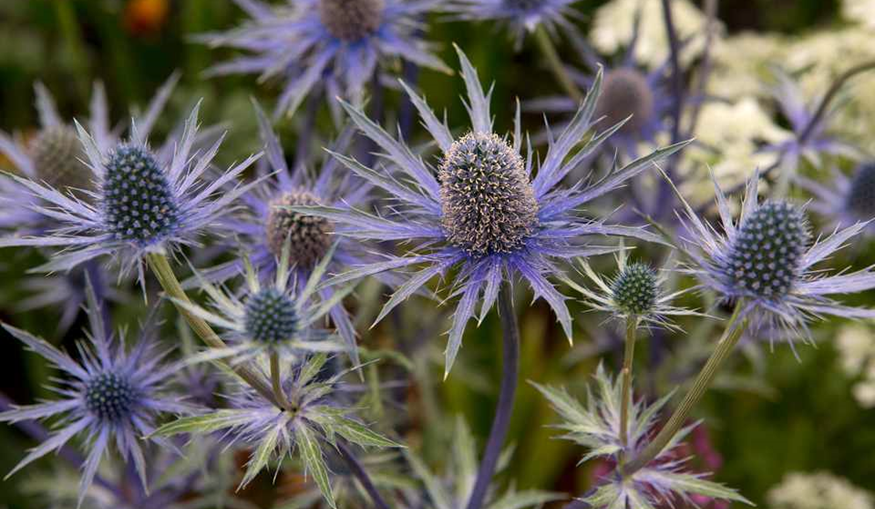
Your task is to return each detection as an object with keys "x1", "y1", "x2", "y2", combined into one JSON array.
[
  {"x1": 451, "y1": 0, "x2": 582, "y2": 48},
  {"x1": 798, "y1": 161, "x2": 875, "y2": 236},
  {"x1": 668, "y1": 170, "x2": 875, "y2": 347},
  {"x1": 196, "y1": 0, "x2": 449, "y2": 117},
  {"x1": 0, "y1": 102, "x2": 261, "y2": 279},
  {"x1": 532, "y1": 365, "x2": 751, "y2": 508},
  {"x1": 292, "y1": 47, "x2": 687, "y2": 375},
  {"x1": 568, "y1": 249, "x2": 700, "y2": 329},
  {"x1": 0, "y1": 283, "x2": 187, "y2": 507},
  {"x1": 151, "y1": 354, "x2": 402, "y2": 507},
  {"x1": 196, "y1": 101, "x2": 374, "y2": 364},
  {"x1": 176, "y1": 243, "x2": 351, "y2": 363}
]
